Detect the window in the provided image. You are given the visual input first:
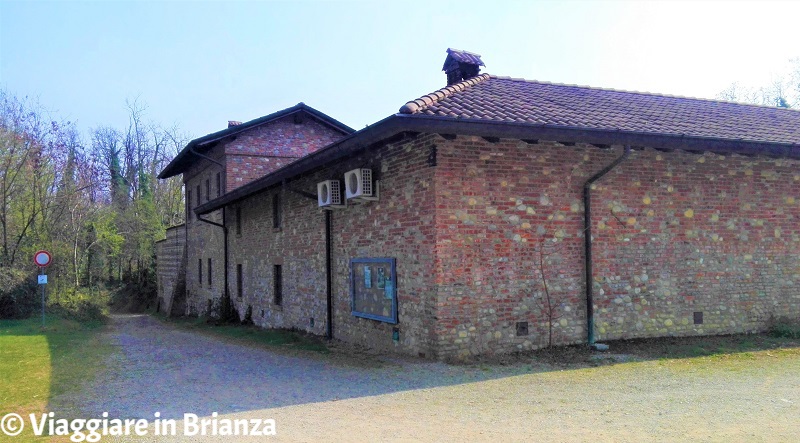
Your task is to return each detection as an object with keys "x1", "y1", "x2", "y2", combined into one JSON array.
[
  {"x1": 207, "y1": 258, "x2": 212, "y2": 286},
  {"x1": 198, "y1": 259, "x2": 203, "y2": 284},
  {"x1": 235, "y1": 207, "x2": 242, "y2": 236},
  {"x1": 205, "y1": 179, "x2": 210, "y2": 202},
  {"x1": 216, "y1": 172, "x2": 222, "y2": 197},
  {"x1": 236, "y1": 264, "x2": 243, "y2": 299},
  {"x1": 273, "y1": 264, "x2": 283, "y2": 306},
  {"x1": 272, "y1": 193, "x2": 282, "y2": 229},
  {"x1": 196, "y1": 184, "x2": 201, "y2": 206}
]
